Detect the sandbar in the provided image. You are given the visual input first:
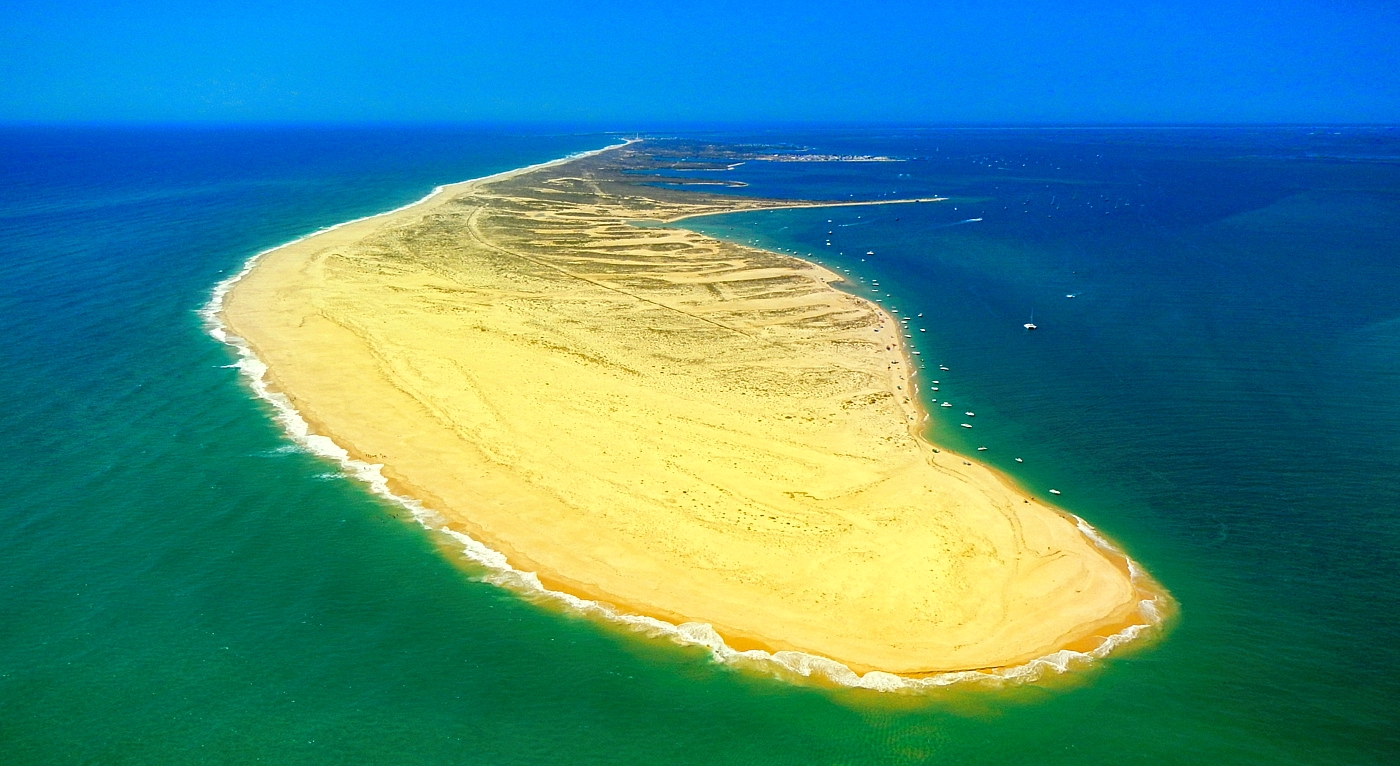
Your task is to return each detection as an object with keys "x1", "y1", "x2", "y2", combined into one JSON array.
[{"x1": 220, "y1": 140, "x2": 1158, "y2": 676}]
